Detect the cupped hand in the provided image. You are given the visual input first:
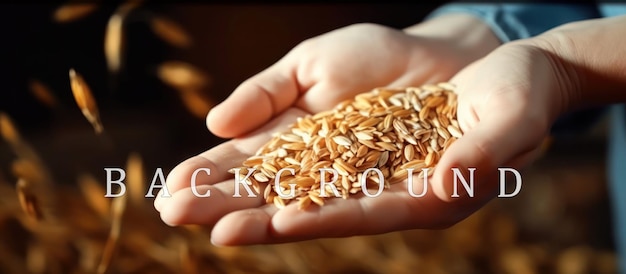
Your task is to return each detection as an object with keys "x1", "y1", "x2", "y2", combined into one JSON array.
[
  {"x1": 208, "y1": 15, "x2": 500, "y2": 138},
  {"x1": 154, "y1": 15, "x2": 505, "y2": 245},
  {"x1": 430, "y1": 41, "x2": 573, "y2": 204}
]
